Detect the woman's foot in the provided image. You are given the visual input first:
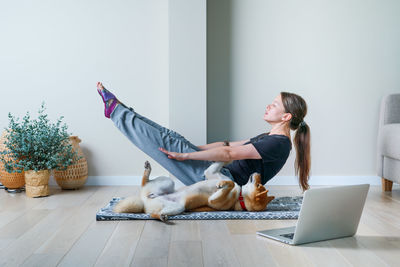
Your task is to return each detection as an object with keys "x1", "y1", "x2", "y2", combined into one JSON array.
[{"x1": 97, "y1": 82, "x2": 121, "y2": 118}]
